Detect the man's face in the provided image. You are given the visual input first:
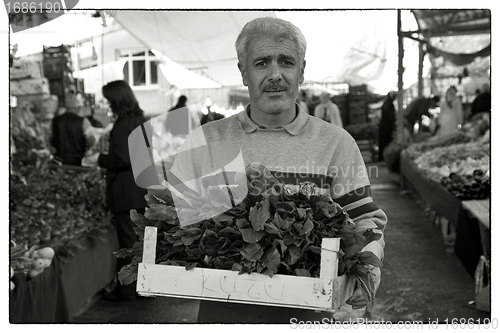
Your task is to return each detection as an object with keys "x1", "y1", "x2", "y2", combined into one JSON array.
[{"x1": 238, "y1": 36, "x2": 305, "y2": 117}]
